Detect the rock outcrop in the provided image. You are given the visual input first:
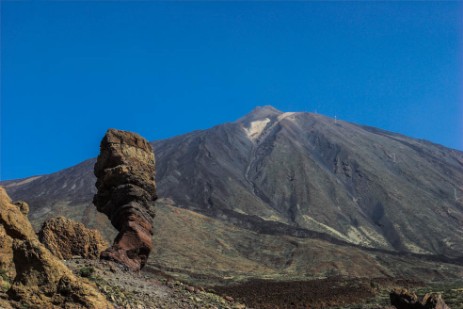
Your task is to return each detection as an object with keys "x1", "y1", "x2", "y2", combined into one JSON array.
[
  {"x1": 0, "y1": 187, "x2": 112, "y2": 308},
  {"x1": 38, "y1": 216, "x2": 108, "y2": 260},
  {"x1": 420, "y1": 293, "x2": 450, "y2": 309},
  {"x1": 390, "y1": 288, "x2": 449, "y2": 309},
  {"x1": 12, "y1": 201, "x2": 29, "y2": 215},
  {"x1": 93, "y1": 129, "x2": 157, "y2": 271}
]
